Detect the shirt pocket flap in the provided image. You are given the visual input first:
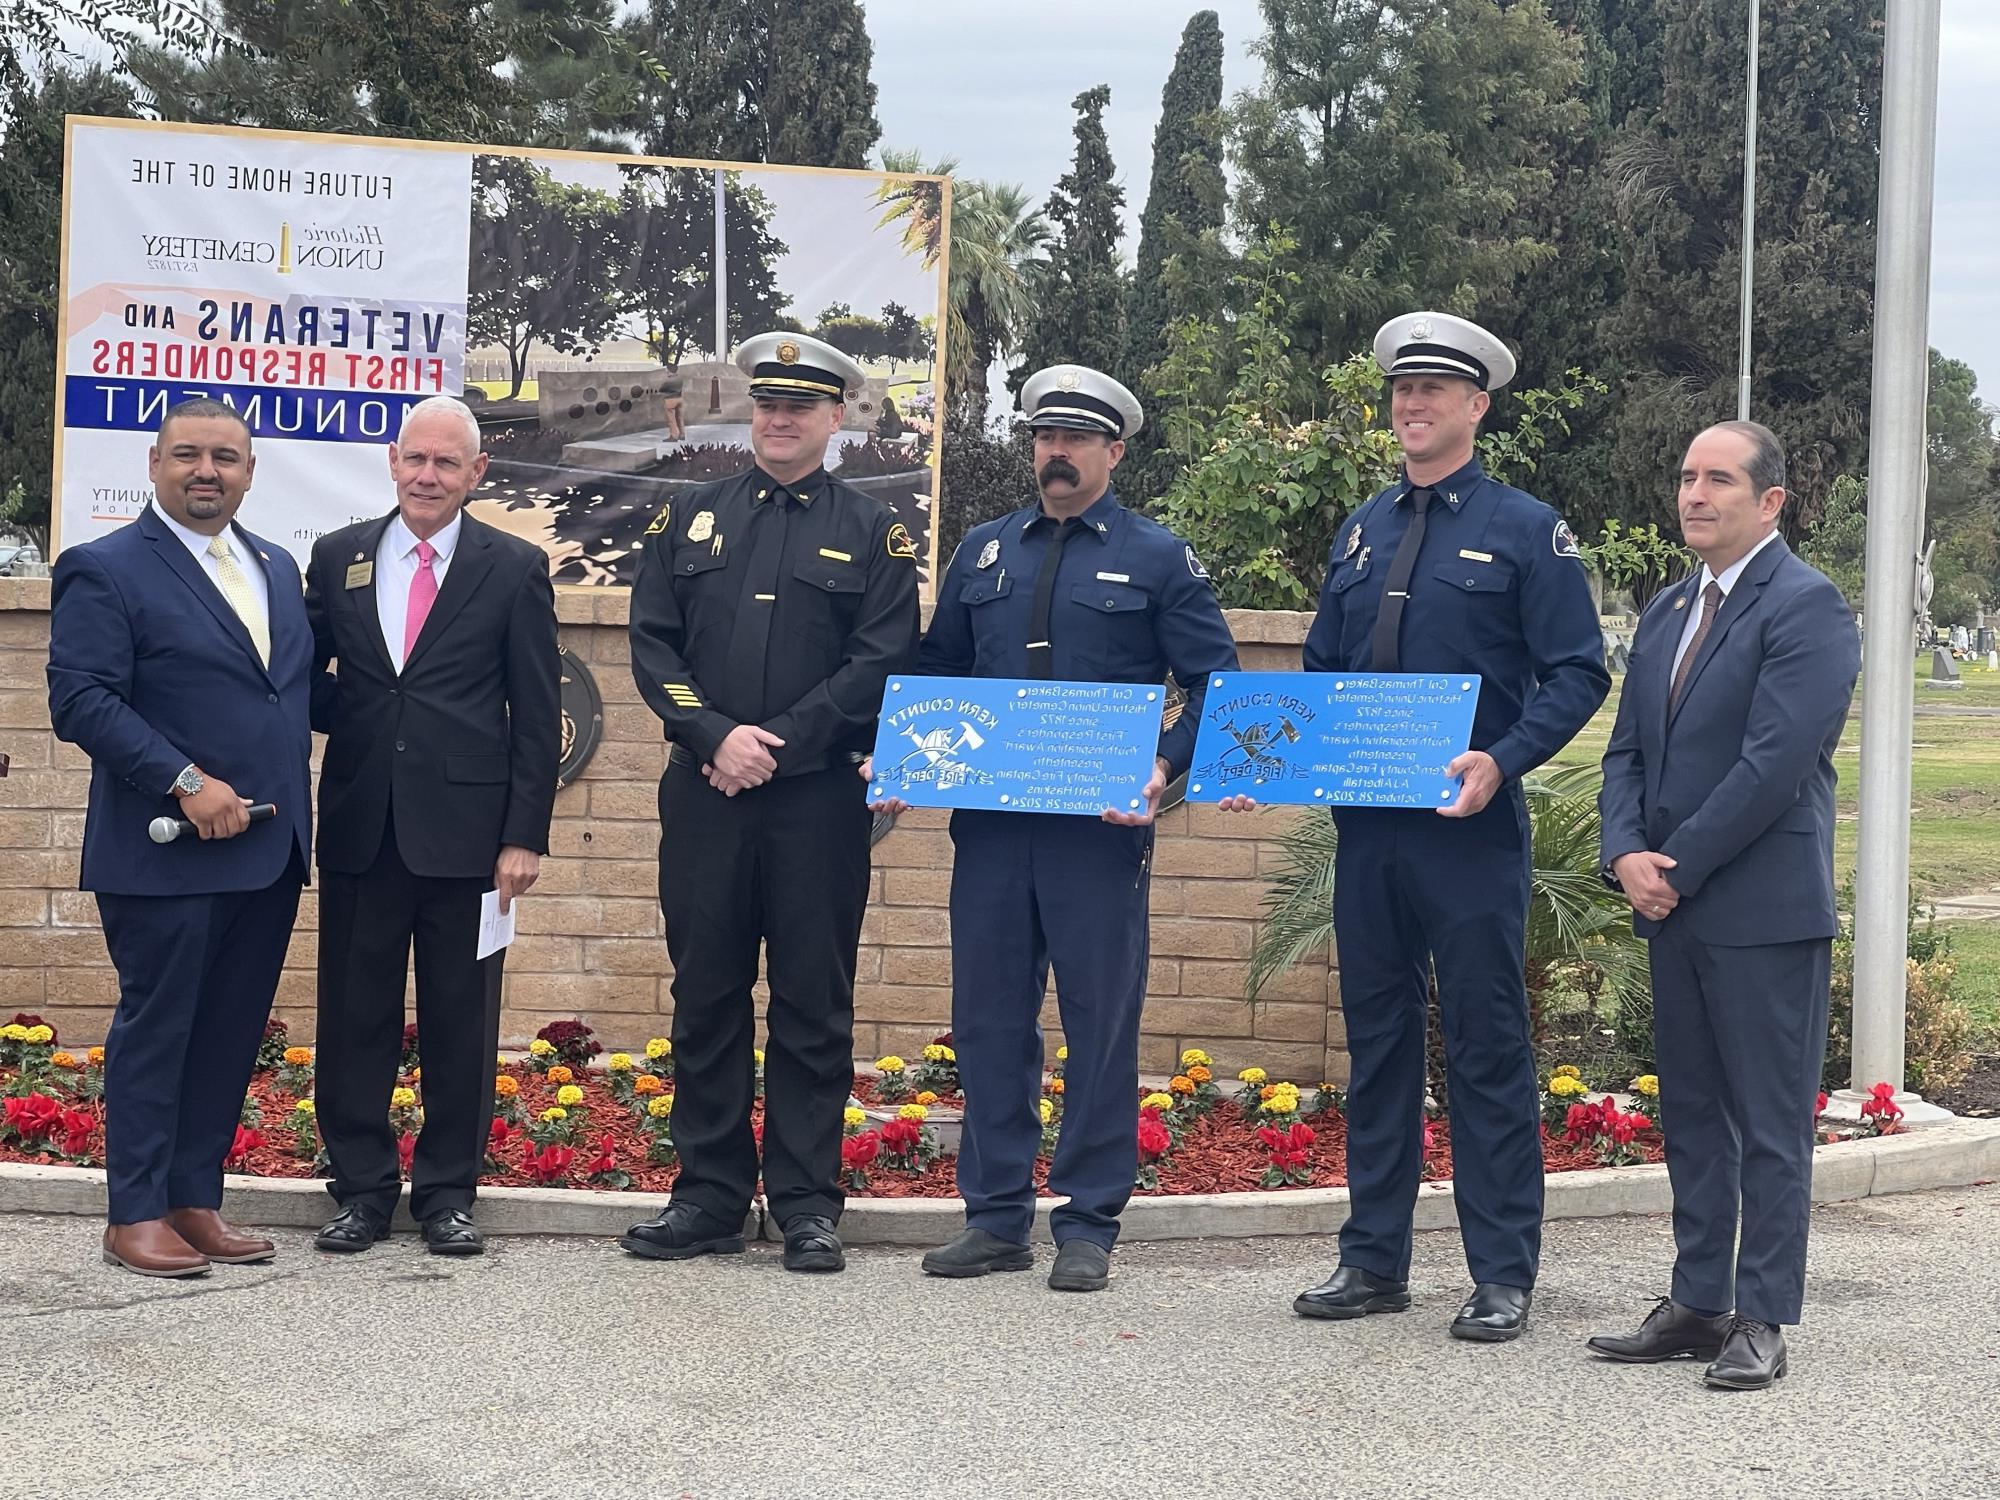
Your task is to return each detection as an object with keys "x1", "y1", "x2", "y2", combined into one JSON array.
[
  {"x1": 958, "y1": 575, "x2": 1014, "y2": 606},
  {"x1": 1431, "y1": 559, "x2": 1514, "y2": 594},
  {"x1": 675, "y1": 547, "x2": 728, "y2": 578},
  {"x1": 445, "y1": 752, "x2": 510, "y2": 784},
  {"x1": 1329, "y1": 563, "x2": 1371, "y2": 594},
  {"x1": 794, "y1": 557, "x2": 866, "y2": 595},
  {"x1": 1070, "y1": 581, "x2": 1151, "y2": 614}
]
